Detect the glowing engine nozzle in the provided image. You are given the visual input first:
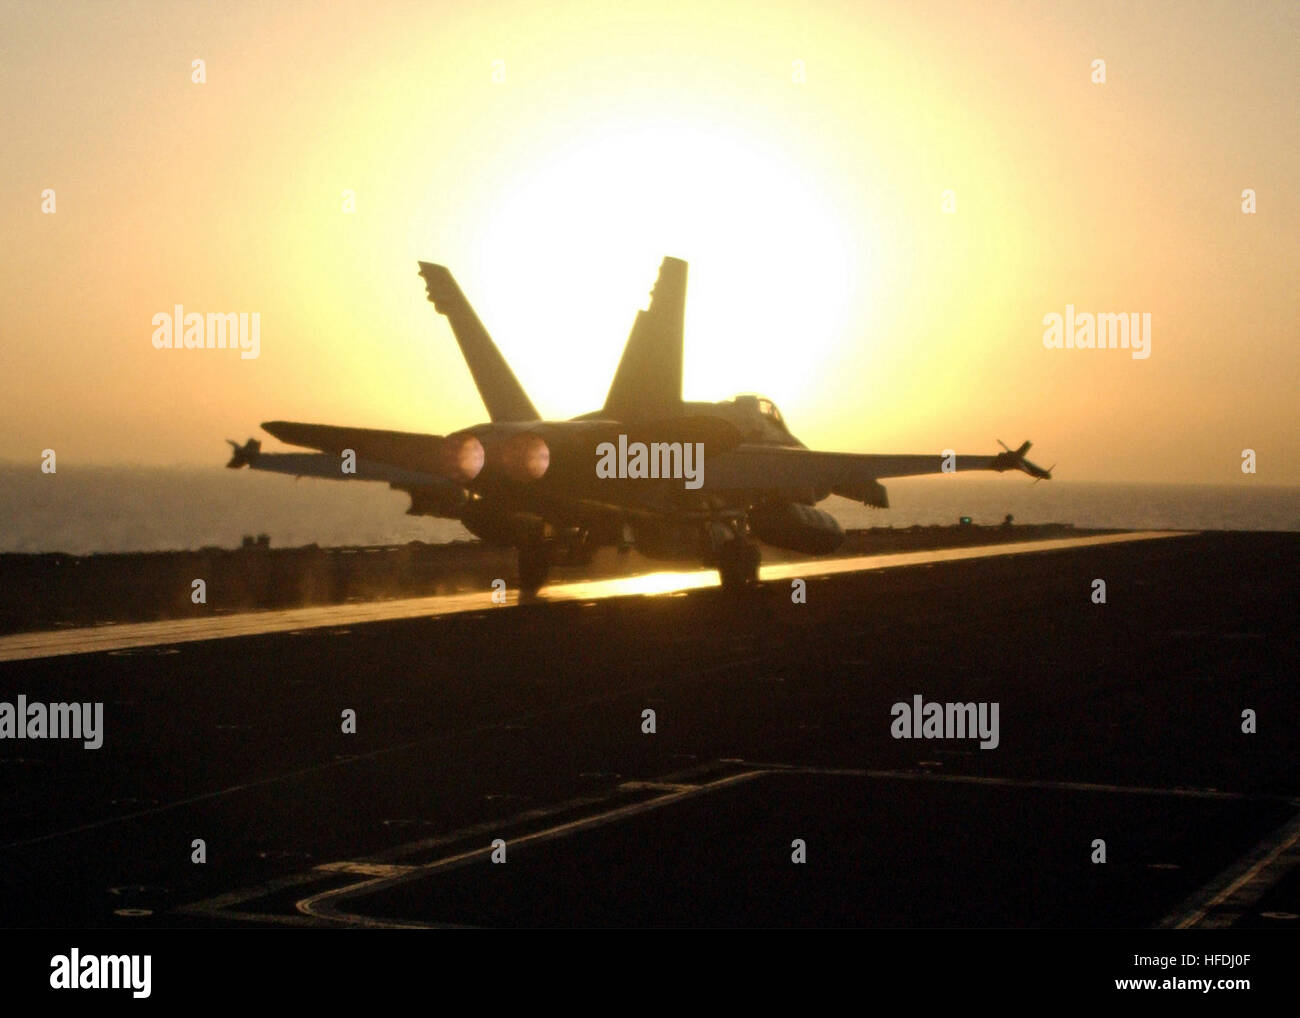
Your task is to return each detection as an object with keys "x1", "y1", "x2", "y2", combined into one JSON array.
[
  {"x1": 498, "y1": 432, "x2": 550, "y2": 482},
  {"x1": 436, "y1": 433, "x2": 485, "y2": 482}
]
